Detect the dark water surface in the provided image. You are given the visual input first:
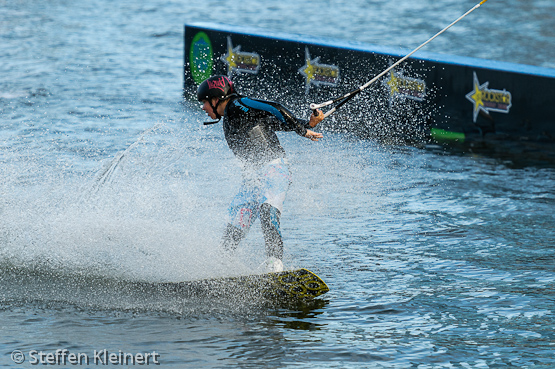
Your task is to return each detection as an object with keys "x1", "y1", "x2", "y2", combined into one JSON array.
[{"x1": 1, "y1": 0, "x2": 554, "y2": 368}]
